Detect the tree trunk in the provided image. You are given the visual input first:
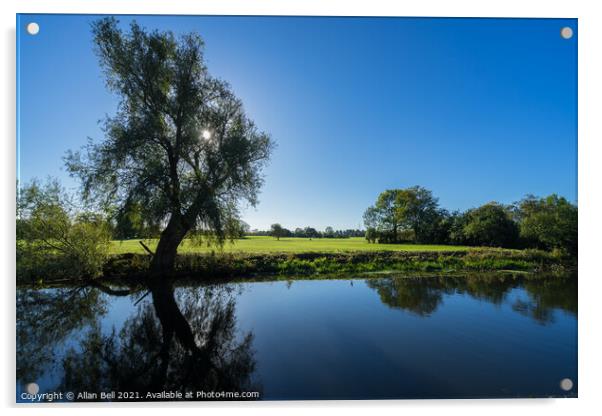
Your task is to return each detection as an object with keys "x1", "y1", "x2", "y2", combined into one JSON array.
[
  {"x1": 148, "y1": 278, "x2": 201, "y2": 354},
  {"x1": 150, "y1": 214, "x2": 189, "y2": 276}
]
